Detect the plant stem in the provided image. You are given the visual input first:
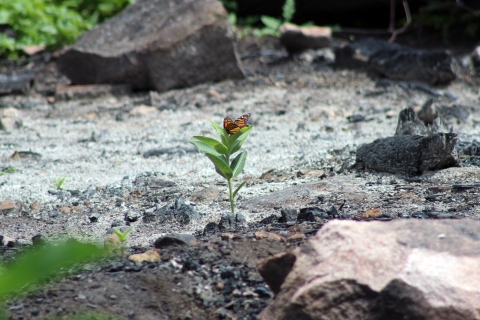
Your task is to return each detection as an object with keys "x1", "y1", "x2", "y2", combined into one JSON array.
[{"x1": 228, "y1": 178, "x2": 235, "y2": 215}]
